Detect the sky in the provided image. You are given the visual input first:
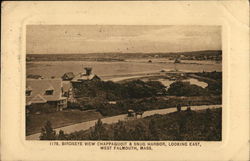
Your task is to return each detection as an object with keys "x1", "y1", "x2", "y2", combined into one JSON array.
[{"x1": 26, "y1": 25, "x2": 221, "y2": 54}]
